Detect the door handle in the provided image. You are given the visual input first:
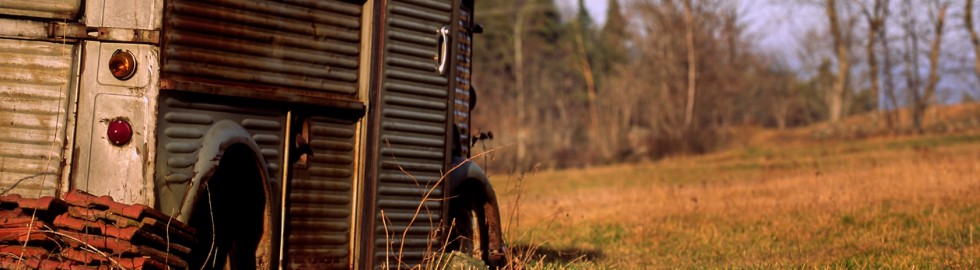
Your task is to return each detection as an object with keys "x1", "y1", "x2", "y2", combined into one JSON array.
[{"x1": 437, "y1": 25, "x2": 451, "y2": 75}]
